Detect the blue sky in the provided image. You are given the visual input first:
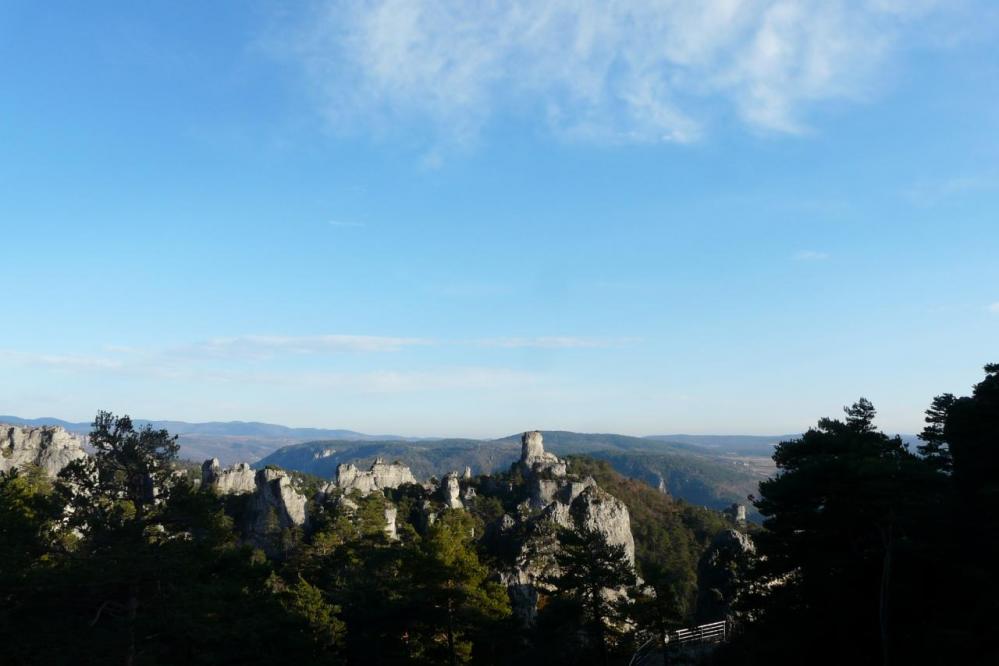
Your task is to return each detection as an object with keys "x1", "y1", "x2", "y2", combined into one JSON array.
[{"x1": 2, "y1": 1, "x2": 998, "y2": 437}]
